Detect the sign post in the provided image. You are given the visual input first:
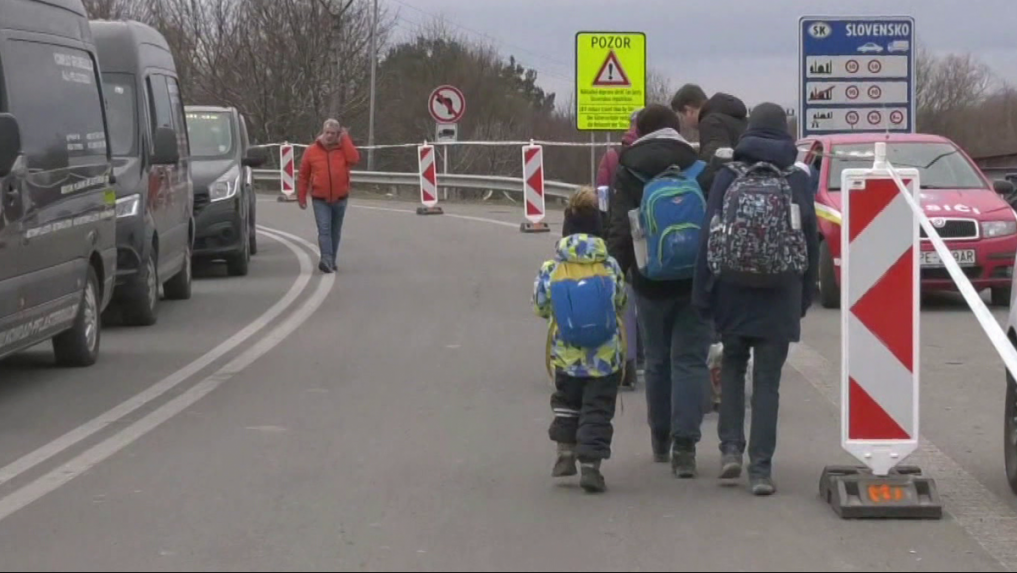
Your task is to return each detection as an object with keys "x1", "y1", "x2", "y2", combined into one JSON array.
[
  {"x1": 819, "y1": 142, "x2": 941, "y2": 519},
  {"x1": 416, "y1": 143, "x2": 443, "y2": 216},
  {"x1": 799, "y1": 17, "x2": 915, "y2": 139},
  {"x1": 278, "y1": 142, "x2": 296, "y2": 202},
  {"x1": 575, "y1": 32, "x2": 646, "y2": 131},
  {"x1": 520, "y1": 143, "x2": 550, "y2": 233}
]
